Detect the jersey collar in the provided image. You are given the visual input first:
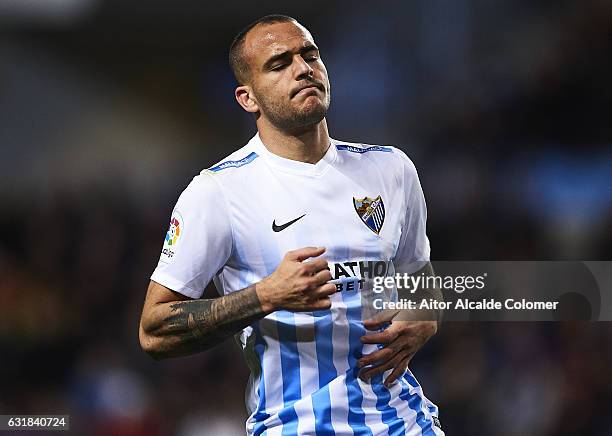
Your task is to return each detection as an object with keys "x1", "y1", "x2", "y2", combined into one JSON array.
[{"x1": 252, "y1": 133, "x2": 337, "y2": 177}]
